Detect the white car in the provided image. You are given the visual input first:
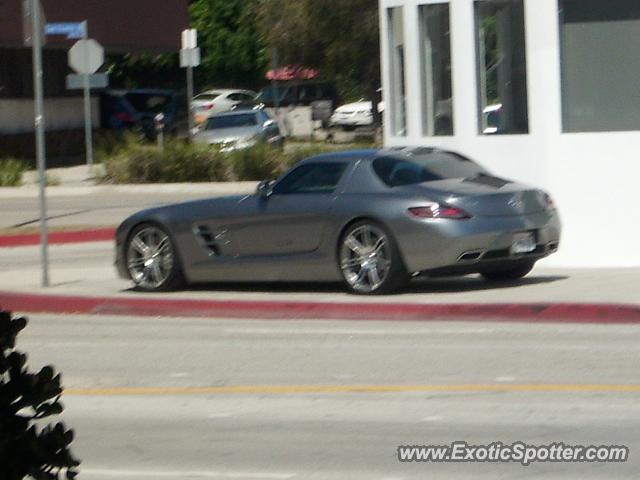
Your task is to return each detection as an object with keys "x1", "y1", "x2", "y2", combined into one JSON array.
[
  {"x1": 329, "y1": 100, "x2": 384, "y2": 128},
  {"x1": 192, "y1": 89, "x2": 257, "y2": 124}
]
